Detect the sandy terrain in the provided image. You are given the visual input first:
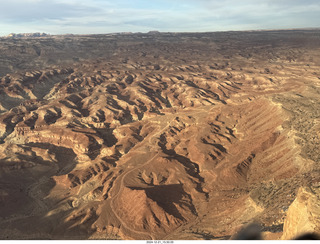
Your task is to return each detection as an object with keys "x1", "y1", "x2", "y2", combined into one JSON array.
[{"x1": 0, "y1": 30, "x2": 320, "y2": 239}]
